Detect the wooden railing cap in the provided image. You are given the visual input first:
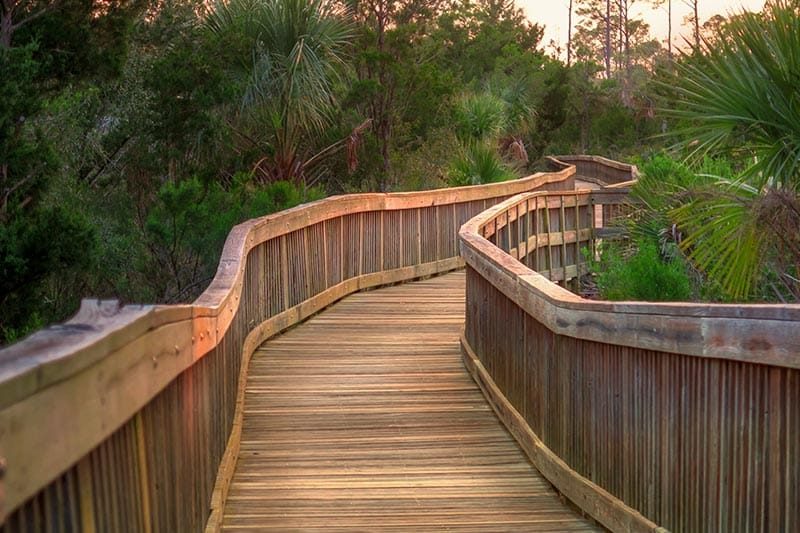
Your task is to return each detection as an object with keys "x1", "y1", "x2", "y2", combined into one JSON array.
[{"x1": 459, "y1": 186, "x2": 800, "y2": 369}]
